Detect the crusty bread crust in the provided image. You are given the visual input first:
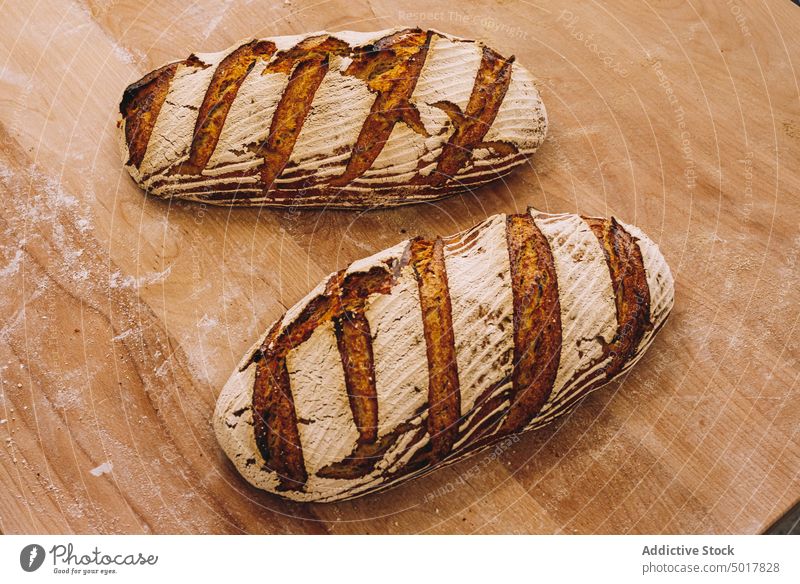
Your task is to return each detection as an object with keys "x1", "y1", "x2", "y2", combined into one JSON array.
[
  {"x1": 214, "y1": 210, "x2": 675, "y2": 502},
  {"x1": 118, "y1": 28, "x2": 547, "y2": 208}
]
